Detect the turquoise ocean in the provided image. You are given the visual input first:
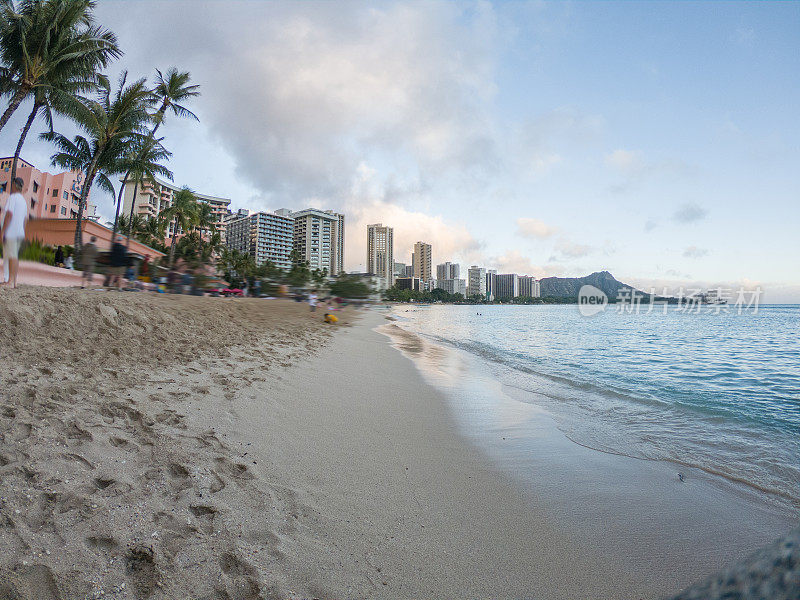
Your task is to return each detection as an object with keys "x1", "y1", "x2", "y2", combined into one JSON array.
[{"x1": 390, "y1": 304, "x2": 800, "y2": 512}]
